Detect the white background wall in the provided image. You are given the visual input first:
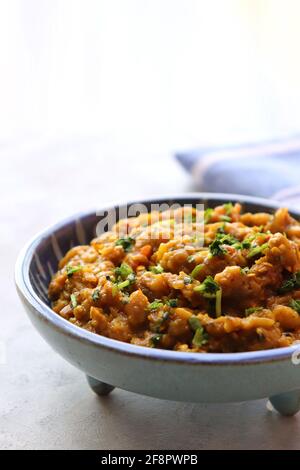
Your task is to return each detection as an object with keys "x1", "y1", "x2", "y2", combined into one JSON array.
[{"x1": 1, "y1": 0, "x2": 300, "y2": 155}]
